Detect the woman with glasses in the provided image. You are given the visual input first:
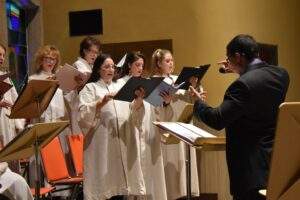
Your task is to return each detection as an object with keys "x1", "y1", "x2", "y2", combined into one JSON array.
[
  {"x1": 28, "y1": 45, "x2": 69, "y2": 196},
  {"x1": 29, "y1": 45, "x2": 65, "y2": 123},
  {"x1": 79, "y1": 54, "x2": 151, "y2": 200},
  {"x1": 65, "y1": 36, "x2": 101, "y2": 135}
]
